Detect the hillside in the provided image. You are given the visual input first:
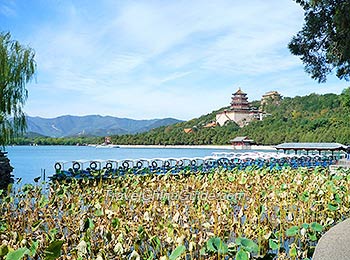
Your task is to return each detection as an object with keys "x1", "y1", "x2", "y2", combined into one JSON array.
[
  {"x1": 109, "y1": 91, "x2": 350, "y2": 145},
  {"x1": 26, "y1": 115, "x2": 182, "y2": 137}
]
